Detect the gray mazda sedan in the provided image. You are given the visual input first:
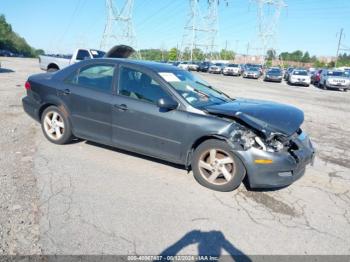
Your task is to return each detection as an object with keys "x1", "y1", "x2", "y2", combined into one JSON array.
[{"x1": 22, "y1": 55, "x2": 315, "y2": 192}]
